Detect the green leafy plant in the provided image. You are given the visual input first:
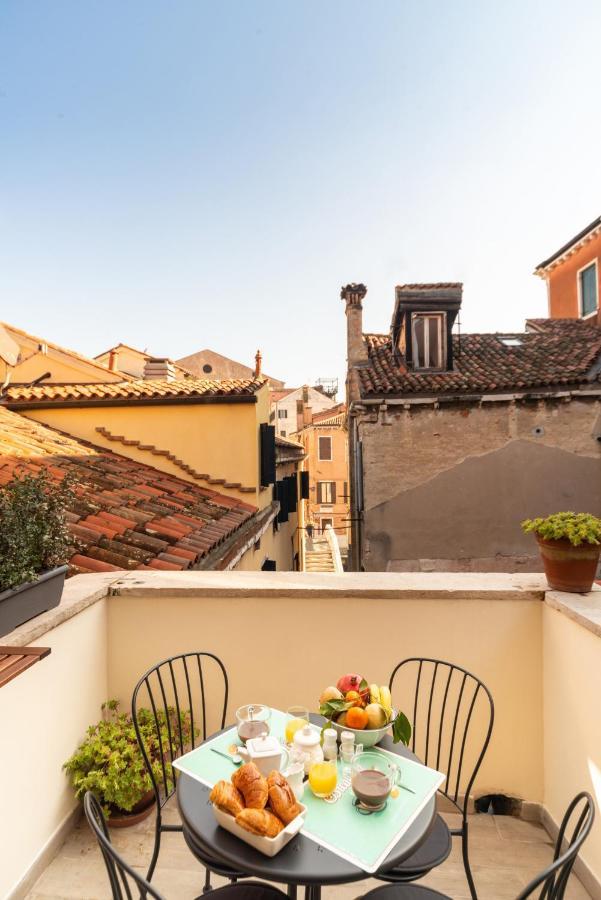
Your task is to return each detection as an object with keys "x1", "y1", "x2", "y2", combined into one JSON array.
[
  {"x1": 0, "y1": 469, "x2": 74, "y2": 591},
  {"x1": 522, "y1": 512, "x2": 601, "y2": 547},
  {"x1": 63, "y1": 700, "x2": 196, "y2": 817},
  {"x1": 320, "y1": 698, "x2": 412, "y2": 746}
]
